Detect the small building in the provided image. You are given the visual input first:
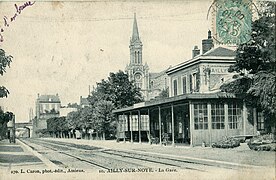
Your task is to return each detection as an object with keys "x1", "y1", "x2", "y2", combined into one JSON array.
[
  {"x1": 33, "y1": 94, "x2": 61, "y2": 137},
  {"x1": 113, "y1": 37, "x2": 264, "y2": 146},
  {"x1": 35, "y1": 94, "x2": 61, "y2": 119}
]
